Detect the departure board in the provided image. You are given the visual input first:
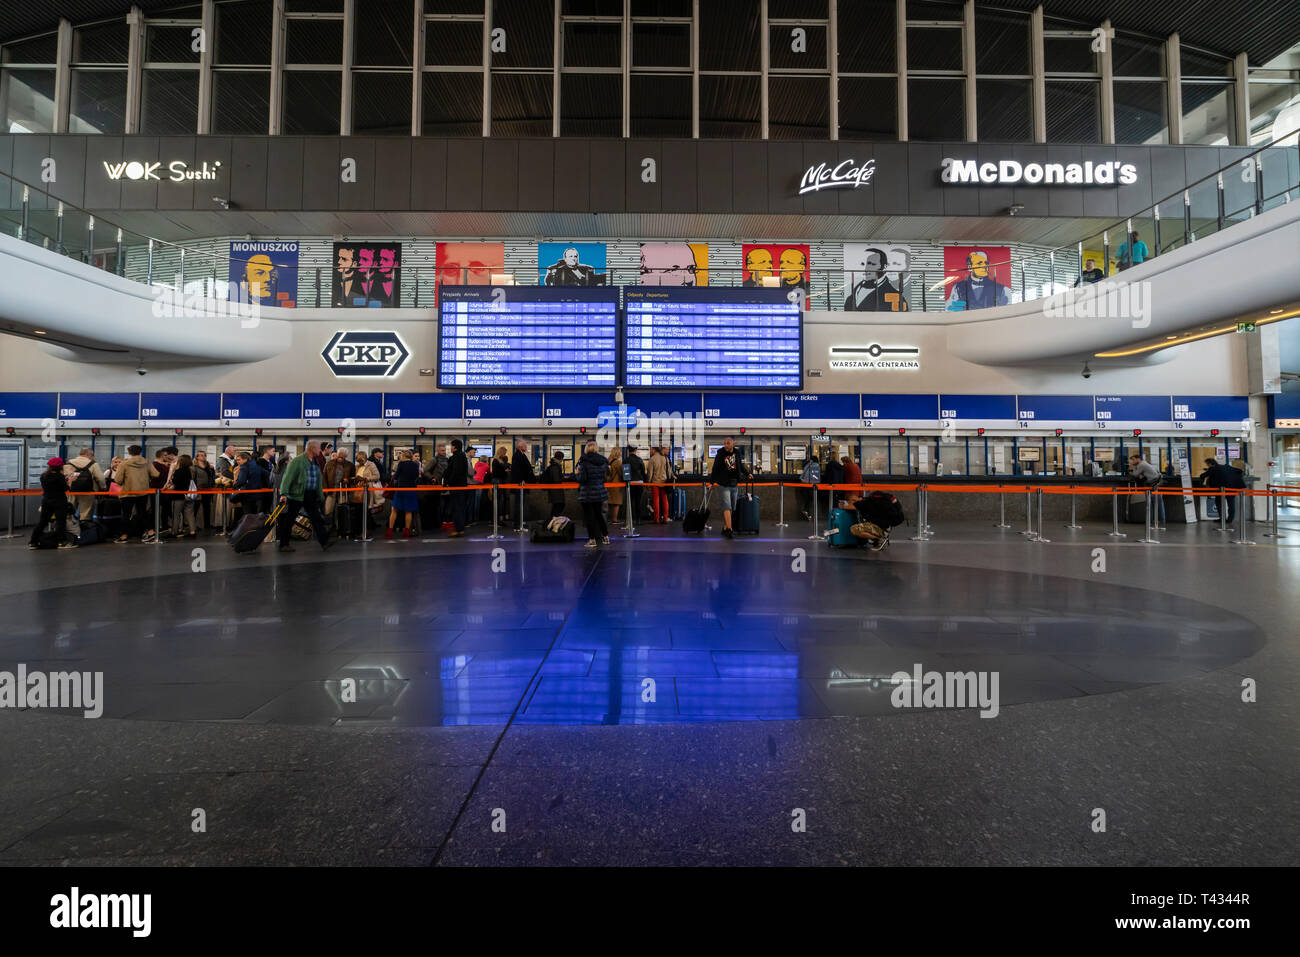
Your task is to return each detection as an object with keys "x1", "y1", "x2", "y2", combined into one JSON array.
[
  {"x1": 439, "y1": 286, "x2": 619, "y2": 389},
  {"x1": 624, "y1": 287, "x2": 802, "y2": 390}
]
